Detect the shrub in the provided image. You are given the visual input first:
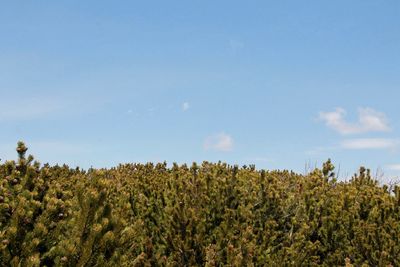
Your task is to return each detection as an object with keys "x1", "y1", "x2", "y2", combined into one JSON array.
[{"x1": 0, "y1": 142, "x2": 399, "y2": 266}]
